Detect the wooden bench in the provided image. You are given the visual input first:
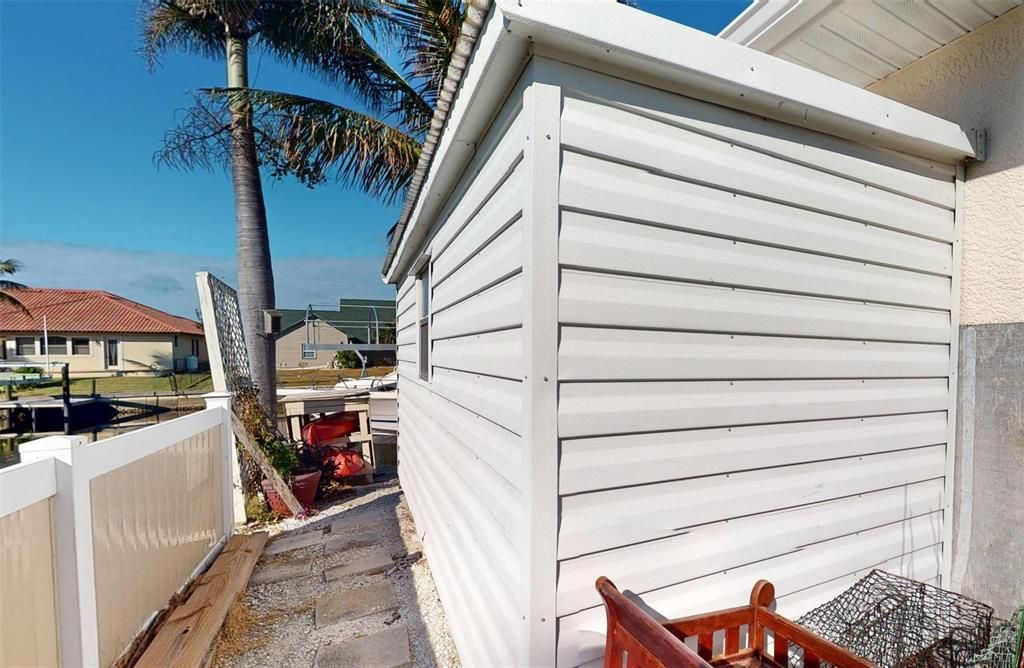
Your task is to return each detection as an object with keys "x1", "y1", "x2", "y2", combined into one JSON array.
[{"x1": 596, "y1": 577, "x2": 876, "y2": 668}]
